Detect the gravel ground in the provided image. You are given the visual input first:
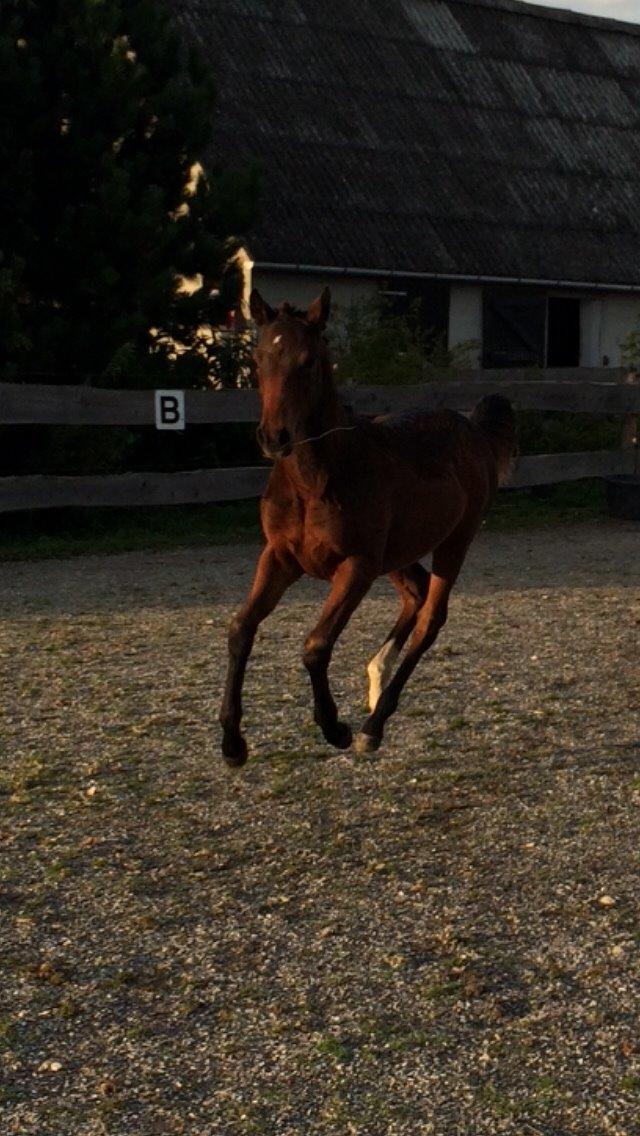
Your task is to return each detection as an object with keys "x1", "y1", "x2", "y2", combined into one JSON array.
[{"x1": 1, "y1": 520, "x2": 639, "y2": 1136}]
